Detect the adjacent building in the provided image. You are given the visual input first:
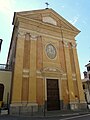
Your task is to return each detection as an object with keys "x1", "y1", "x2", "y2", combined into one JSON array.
[
  {"x1": 82, "y1": 62, "x2": 90, "y2": 107},
  {"x1": 0, "y1": 64, "x2": 12, "y2": 107},
  {"x1": 4, "y1": 8, "x2": 87, "y2": 113}
]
